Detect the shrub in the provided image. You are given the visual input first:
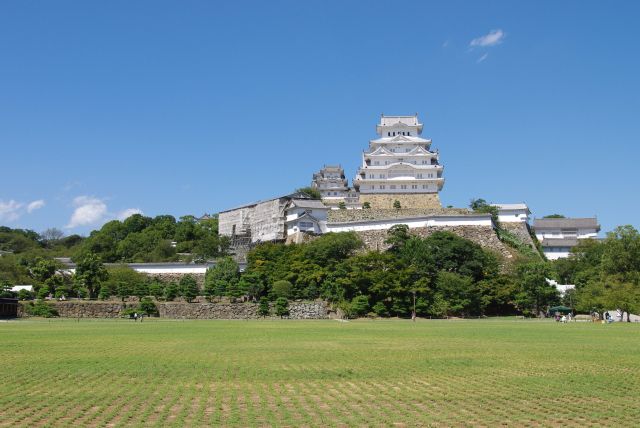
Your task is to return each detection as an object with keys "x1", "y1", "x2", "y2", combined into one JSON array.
[
  {"x1": 351, "y1": 295, "x2": 369, "y2": 317},
  {"x1": 258, "y1": 297, "x2": 270, "y2": 317},
  {"x1": 393, "y1": 200, "x2": 401, "y2": 210},
  {"x1": 17, "y1": 289, "x2": 33, "y2": 301},
  {"x1": 139, "y1": 297, "x2": 158, "y2": 316},
  {"x1": 164, "y1": 282, "x2": 179, "y2": 301},
  {"x1": 275, "y1": 297, "x2": 289, "y2": 318},
  {"x1": 179, "y1": 275, "x2": 199, "y2": 302},
  {"x1": 25, "y1": 300, "x2": 58, "y2": 318},
  {"x1": 372, "y1": 301, "x2": 389, "y2": 317},
  {"x1": 362, "y1": 202, "x2": 371, "y2": 209}
]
